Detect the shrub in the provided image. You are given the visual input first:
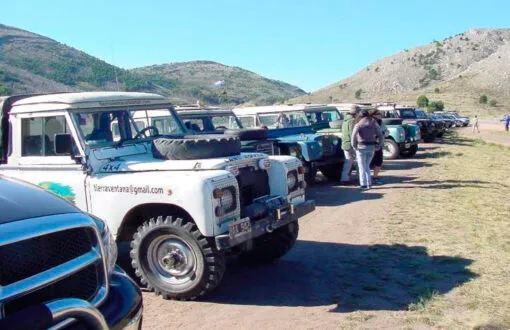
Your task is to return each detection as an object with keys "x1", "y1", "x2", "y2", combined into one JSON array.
[
  {"x1": 417, "y1": 95, "x2": 429, "y2": 107},
  {"x1": 434, "y1": 88, "x2": 440, "y2": 93},
  {"x1": 479, "y1": 95, "x2": 488, "y2": 104},
  {"x1": 490, "y1": 100, "x2": 497, "y2": 107},
  {"x1": 427, "y1": 100, "x2": 444, "y2": 112},
  {"x1": 355, "y1": 89, "x2": 362, "y2": 99}
]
